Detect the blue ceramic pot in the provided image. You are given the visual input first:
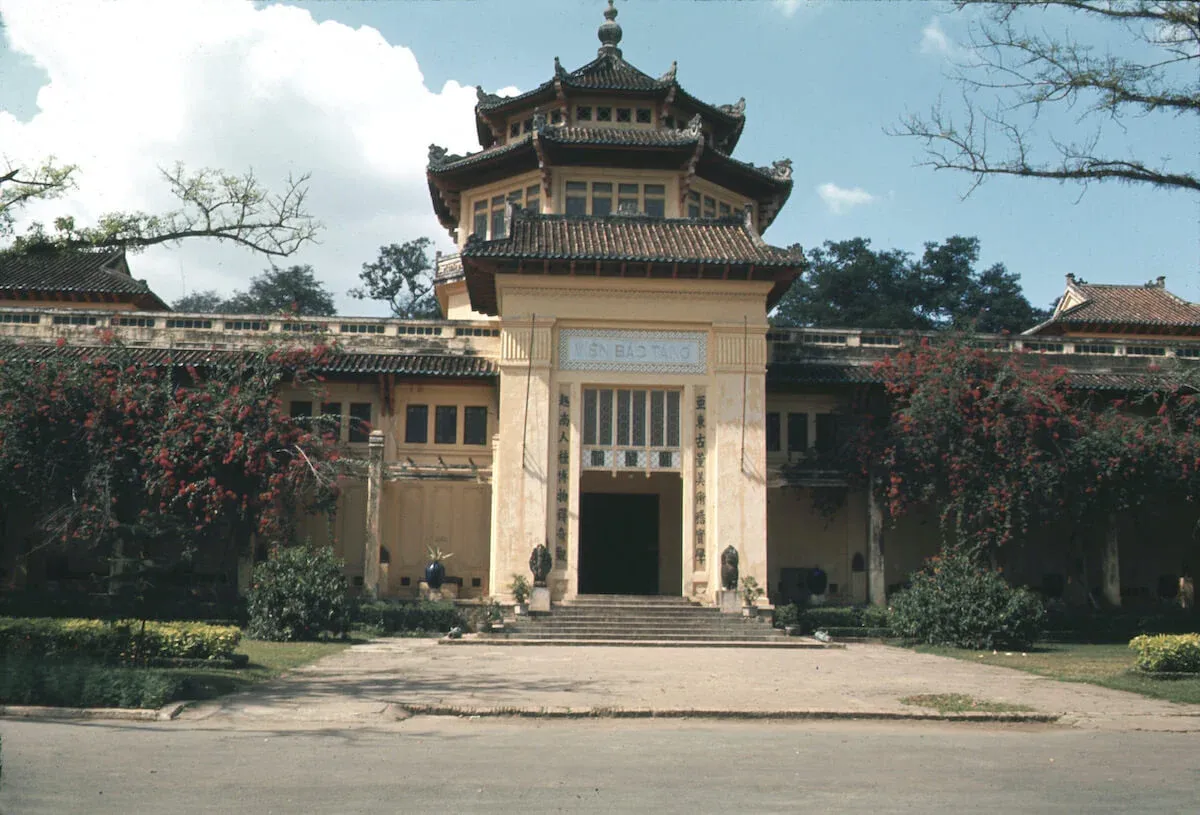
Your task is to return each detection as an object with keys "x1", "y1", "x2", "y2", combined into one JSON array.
[{"x1": 425, "y1": 560, "x2": 446, "y2": 589}]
